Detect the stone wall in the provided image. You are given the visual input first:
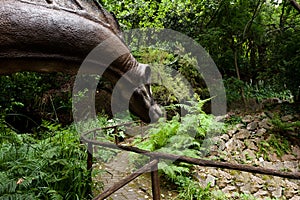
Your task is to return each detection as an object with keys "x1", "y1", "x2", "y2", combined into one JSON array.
[{"x1": 195, "y1": 111, "x2": 300, "y2": 199}]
